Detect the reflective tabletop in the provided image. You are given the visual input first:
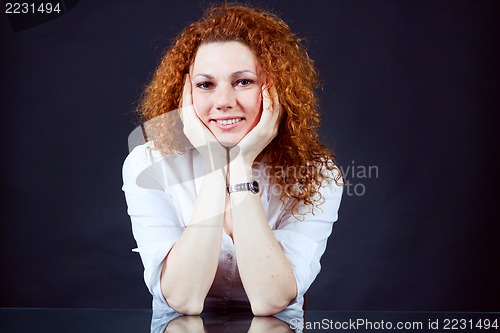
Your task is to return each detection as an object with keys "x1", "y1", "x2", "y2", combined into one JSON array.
[{"x1": 0, "y1": 308, "x2": 498, "y2": 333}]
